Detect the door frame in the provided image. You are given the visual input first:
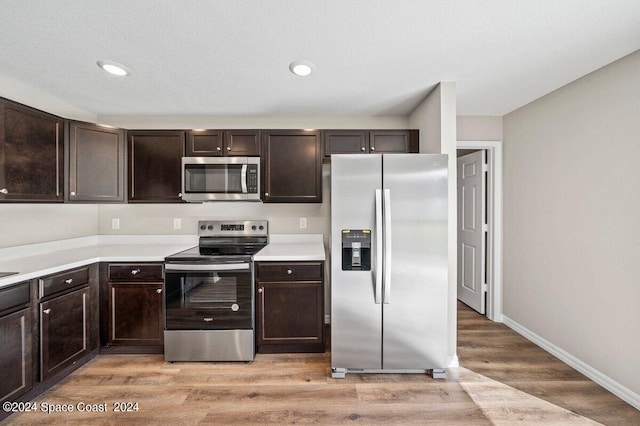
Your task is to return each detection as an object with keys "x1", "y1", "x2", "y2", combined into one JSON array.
[{"x1": 456, "y1": 140, "x2": 503, "y2": 322}]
